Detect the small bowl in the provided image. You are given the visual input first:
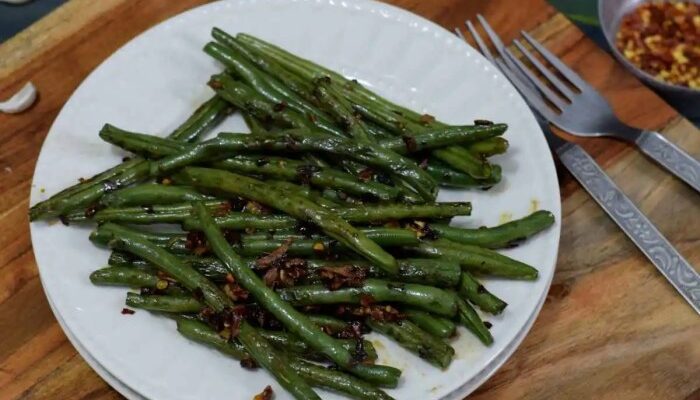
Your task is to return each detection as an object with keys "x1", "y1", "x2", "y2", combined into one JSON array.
[{"x1": 598, "y1": 0, "x2": 700, "y2": 102}]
